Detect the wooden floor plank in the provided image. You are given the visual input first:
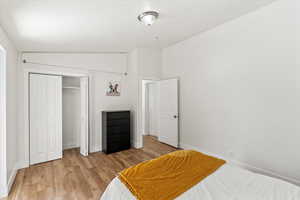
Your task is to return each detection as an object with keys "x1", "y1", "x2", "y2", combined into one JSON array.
[{"x1": 2, "y1": 136, "x2": 177, "y2": 200}]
